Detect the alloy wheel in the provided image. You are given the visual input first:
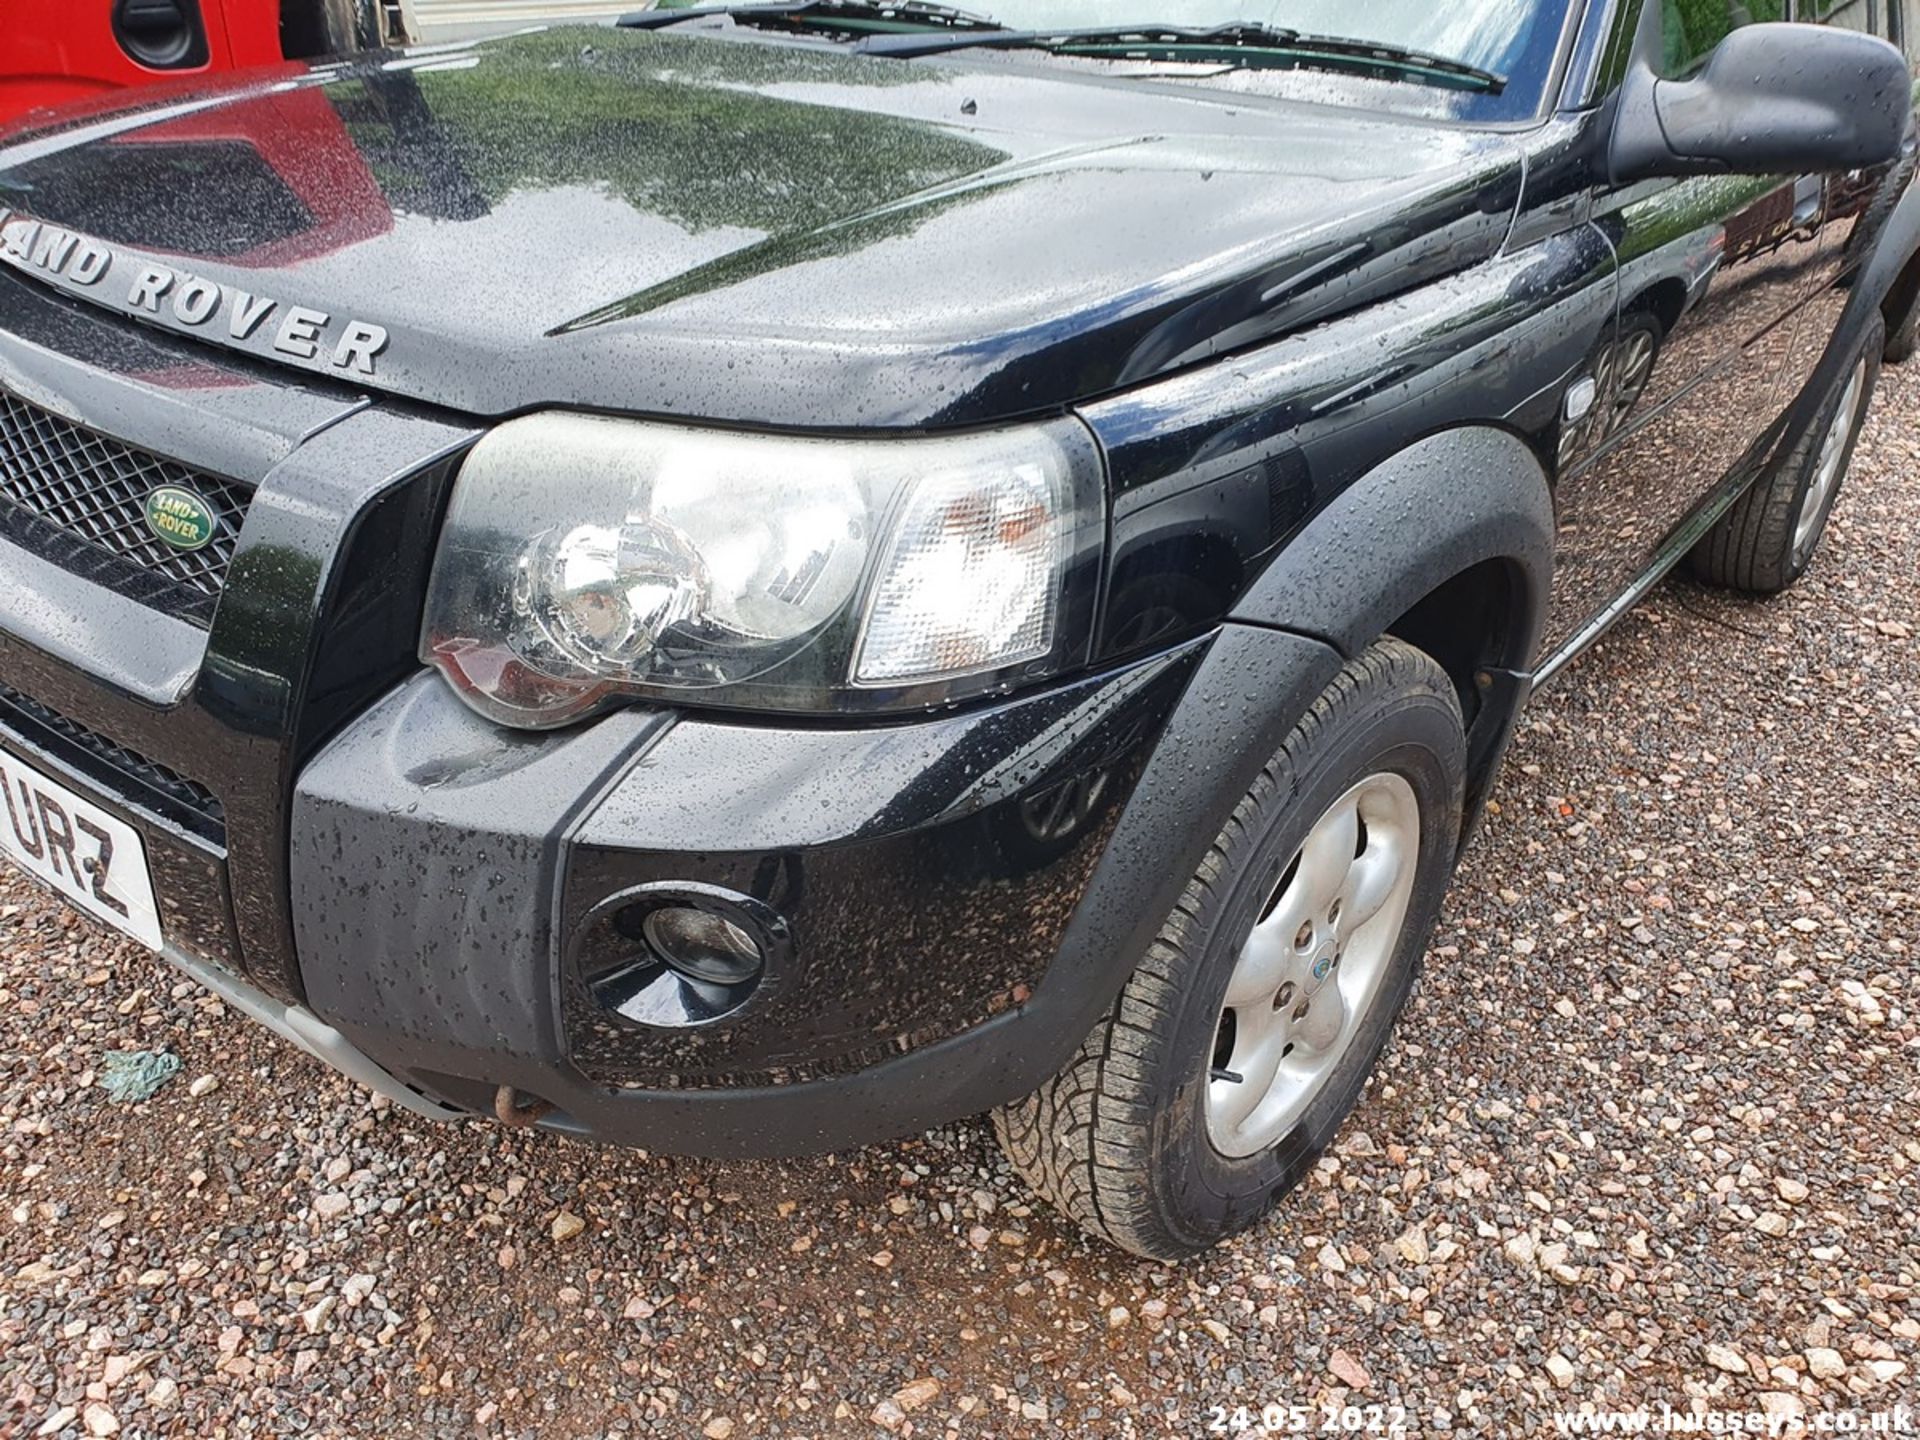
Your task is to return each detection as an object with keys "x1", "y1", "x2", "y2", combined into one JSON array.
[
  {"x1": 1205, "y1": 772, "x2": 1421, "y2": 1159},
  {"x1": 1793, "y1": 356, "x2": 1868, "y2": 561}
]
